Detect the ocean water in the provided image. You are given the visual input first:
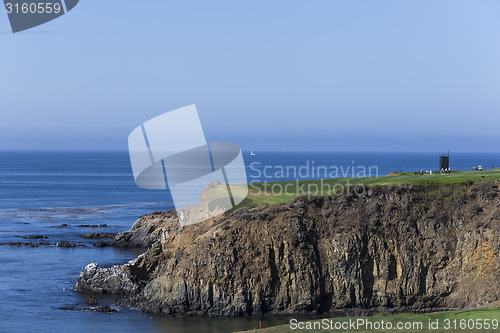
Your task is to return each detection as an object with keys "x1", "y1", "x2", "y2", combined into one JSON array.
[{"x1": 1, "y1": 151, "x2": 499, "y2": 333}]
